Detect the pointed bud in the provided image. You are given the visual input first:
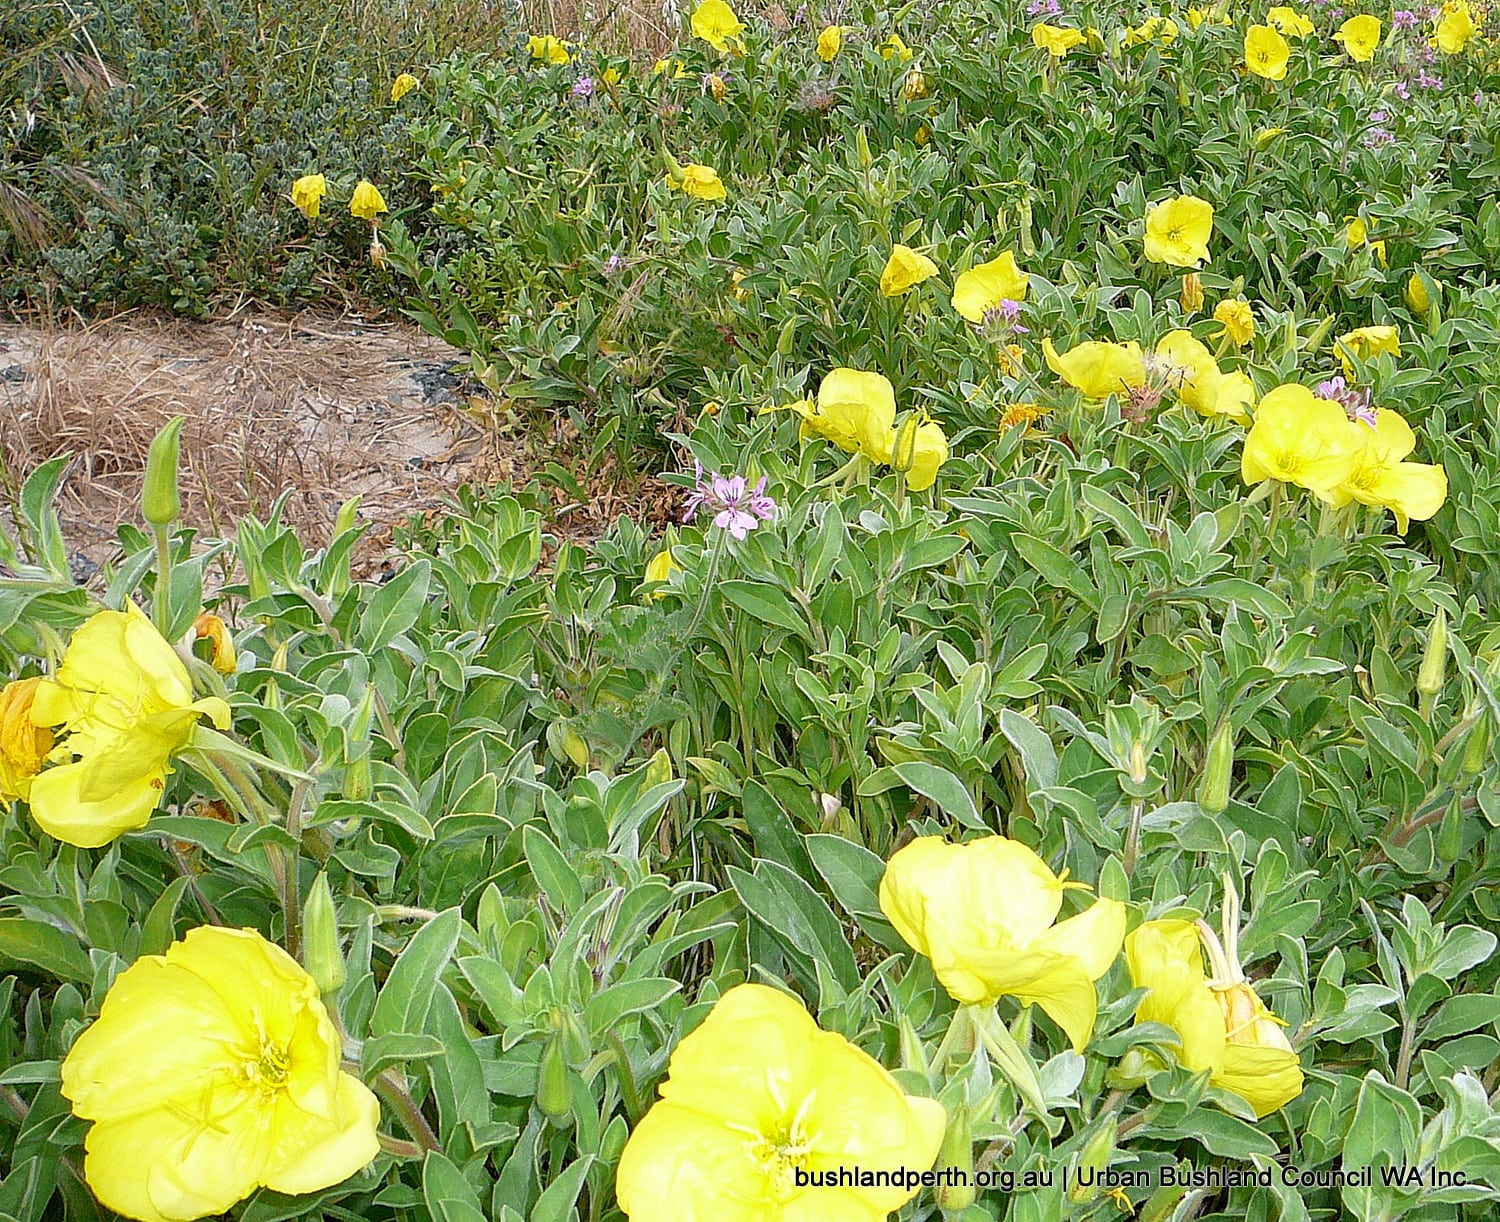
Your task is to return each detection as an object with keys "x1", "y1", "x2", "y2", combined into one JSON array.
[
  {"x1": 1179, "y1": 272, "x2": 1203, "y2": 314},
  {"x1": 1405, "y1": 271, "x2": 1432, "y2": 316},
  {"x1": 142, "y1": 415, "x2": 186, "y2": 528},
  {"x1": 934, "y1": 1099, "x2": 976, "y2": 1212},
  {"x1": 890, "y1": 414, "x2": 920, "y2": 474},
  {"x1": 1417, "y1": 607, "x2": 1447, "y2": 700},
  {"x1": 1197, "y1": 720, "x2": 1234, "y2": 815},
  {"x1": 1069, "y1": 1114, "x2": 1118, "y2": 1203},
  {"x1": 537, "y1": 1033, "x2": 573, "y2": 1122},
  {"x1": 302, "y1": 872, "x2": 346, "y2": 996},
  {"x1": 1437, "y1": 794, "x2": 1465, "y2": 862},
  {"x1": 1463, "y1": 716, "x2": 1489, "y2": 774},
  {"x1": 855, "y1": 126, "x2": 873, "y2": 170}
]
